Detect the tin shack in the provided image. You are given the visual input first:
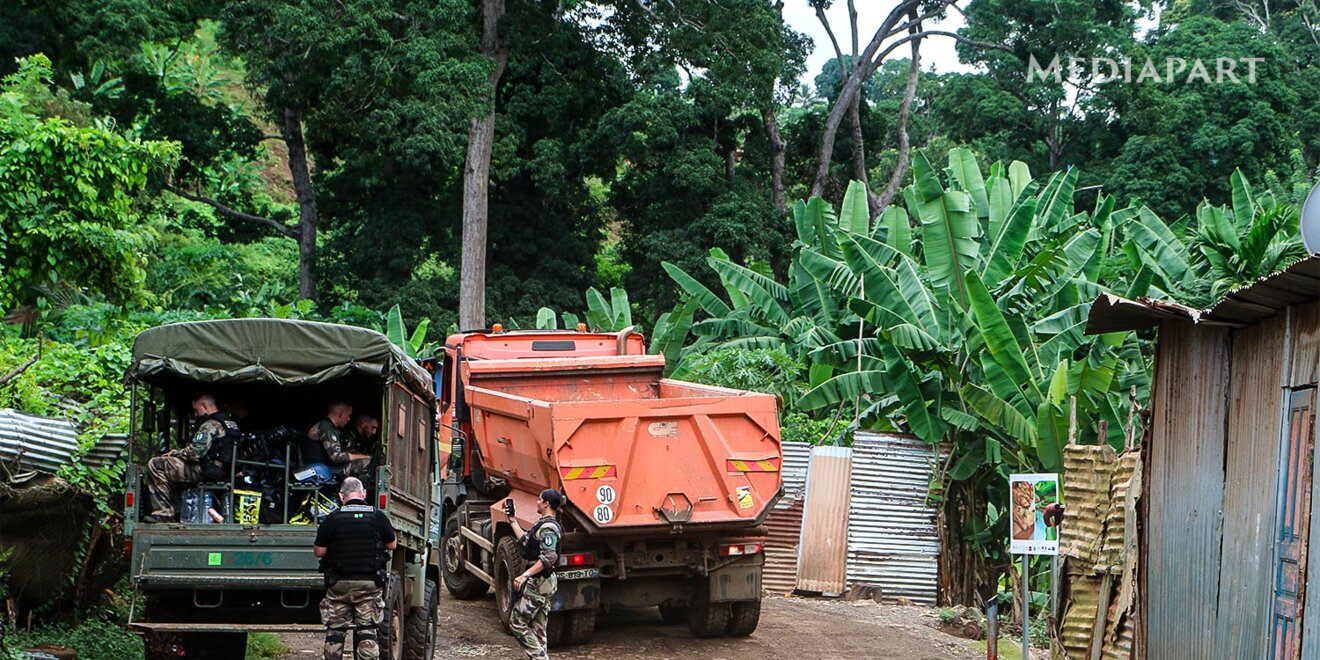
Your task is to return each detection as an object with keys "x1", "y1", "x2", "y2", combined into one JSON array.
[{"x1": 1086, "y1": 255, "x2": 1319, "y2": 659}]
